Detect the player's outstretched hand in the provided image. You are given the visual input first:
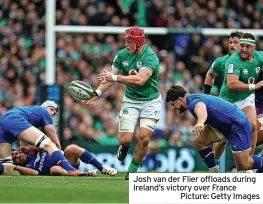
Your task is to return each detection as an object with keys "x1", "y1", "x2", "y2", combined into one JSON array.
[
  {"x1": 82, "y1": 95, "x2": 98, "y2": 108},
  {"x1": 193, "y1": 123, "x2": 204, "y2": 137},
  {"x1": 255, "y1": 80, "x2": 263, "y2": 90}
]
